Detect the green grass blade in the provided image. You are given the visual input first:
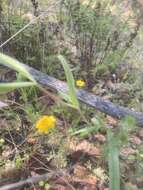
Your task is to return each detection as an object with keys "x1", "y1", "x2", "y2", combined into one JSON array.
[
  {"x1": 0, "y1": 53, "x2": 36, "y2": 83},
  {"x1": 58, "y1": 55, "x2": 79, "y2": 109},
  {"x1": 70, "y1": 126, "x2": 96, "y2": 137},
  {"x1": 108, "y1": 131, "x2": 120, "y2": 190},
  {"x1": 0, "y1": 82, "x2": 36, "y2": 94}
]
